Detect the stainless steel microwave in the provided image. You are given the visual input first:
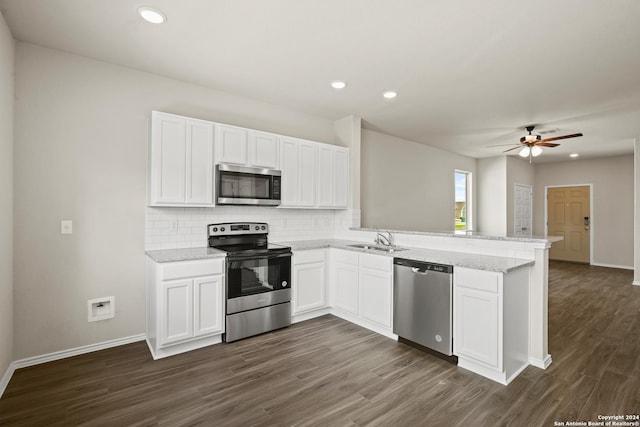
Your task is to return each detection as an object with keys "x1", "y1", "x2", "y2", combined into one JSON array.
[{"x1": 216, "y1": 164, "x2": 281, "y2": 206}]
